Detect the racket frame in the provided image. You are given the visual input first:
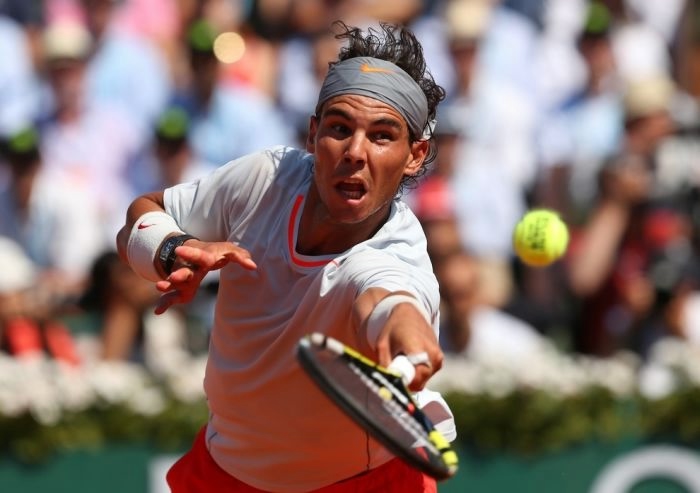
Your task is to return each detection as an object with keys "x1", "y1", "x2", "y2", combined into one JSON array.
[{"x1": 297, "y1": 333, "x2": 458, "y2": 480}]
